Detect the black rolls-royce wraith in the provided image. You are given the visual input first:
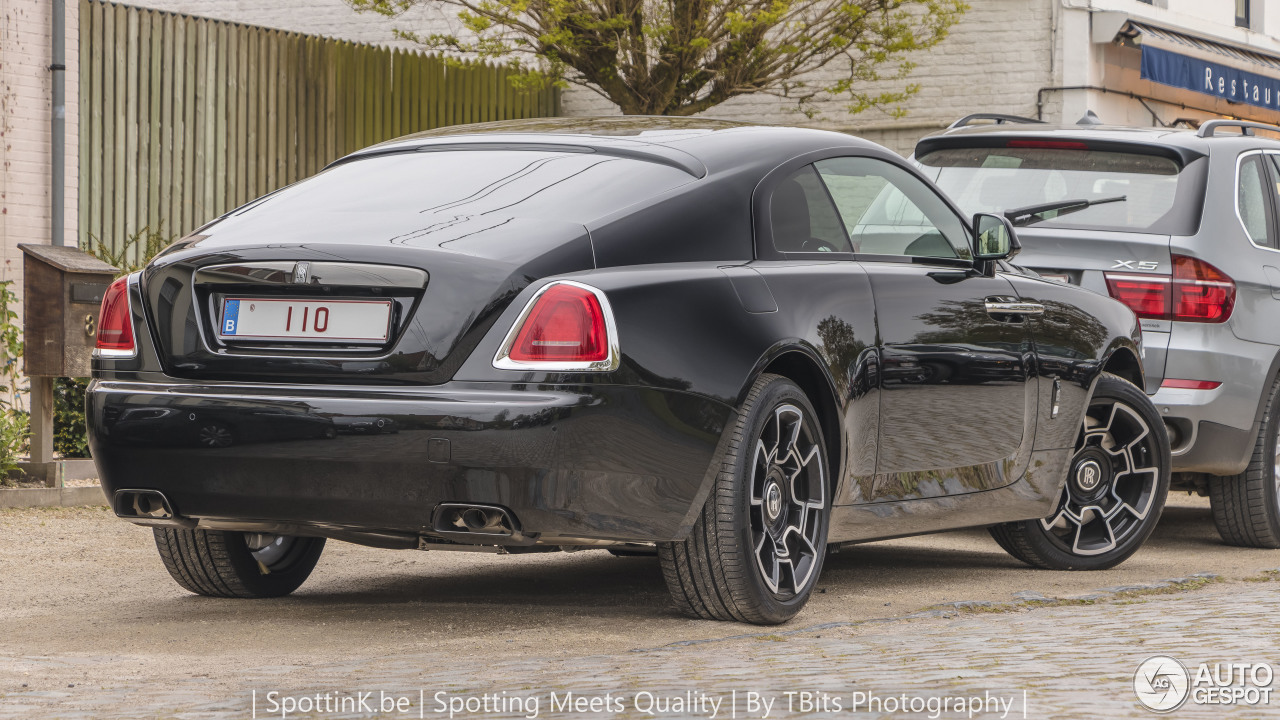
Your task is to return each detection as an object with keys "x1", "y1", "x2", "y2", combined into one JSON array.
[{"x1": 90, "y1": 118, "x2": 1169, "y2": 624}]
